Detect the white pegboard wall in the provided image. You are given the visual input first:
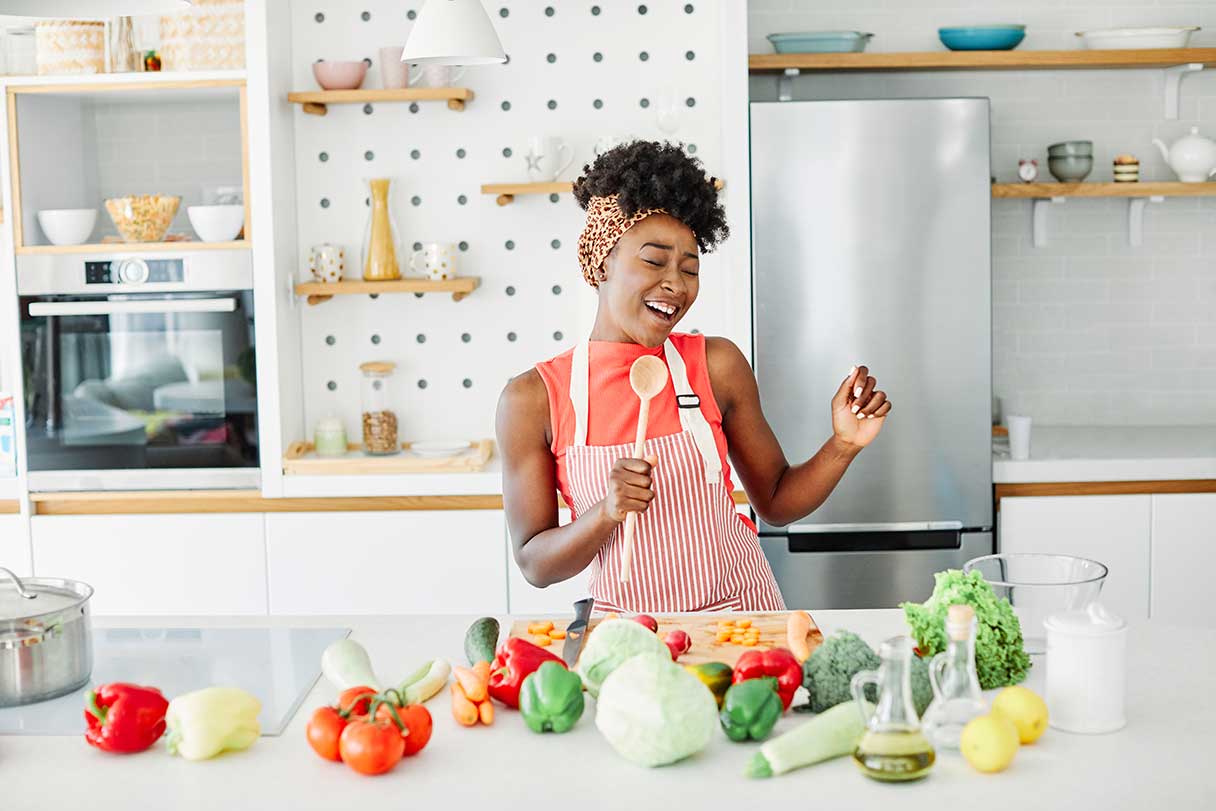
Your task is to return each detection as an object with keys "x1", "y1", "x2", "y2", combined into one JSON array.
[{"x1": 289, "y1": 0, "x2": 733, "y2": 443}]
